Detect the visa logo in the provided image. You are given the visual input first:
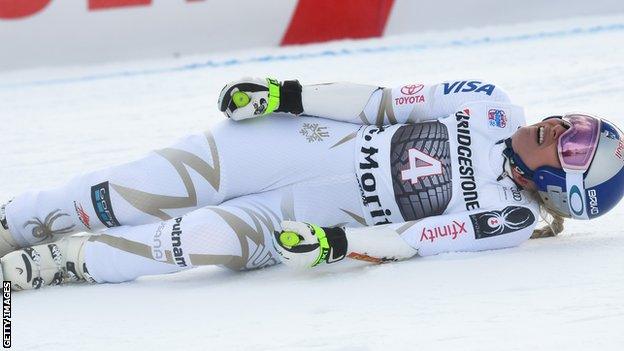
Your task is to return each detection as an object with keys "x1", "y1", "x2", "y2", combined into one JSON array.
[{"x1": 443, "y1": 81, "x2": 496, "y2": 96}]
